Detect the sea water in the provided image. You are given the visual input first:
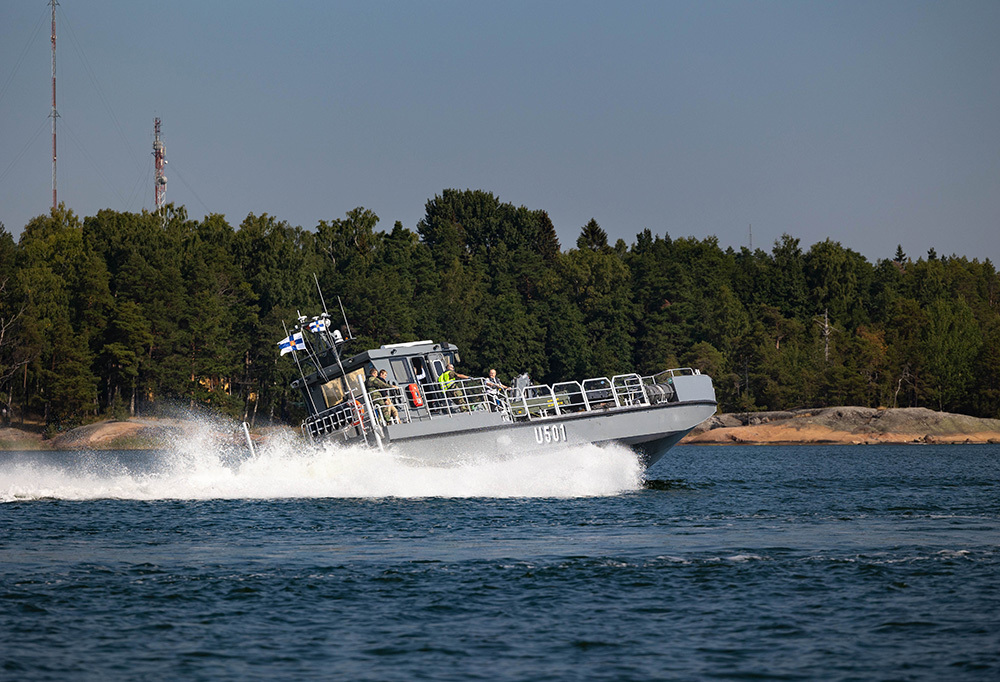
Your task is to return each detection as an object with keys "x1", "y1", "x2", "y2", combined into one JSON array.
[{"x1": 1, "y1": 429, "x2": 998, "y2": 680}]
